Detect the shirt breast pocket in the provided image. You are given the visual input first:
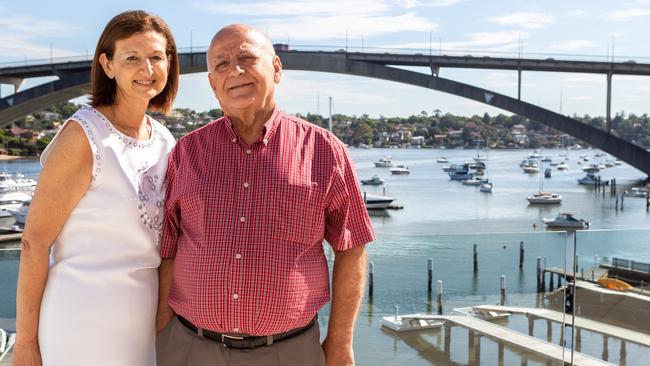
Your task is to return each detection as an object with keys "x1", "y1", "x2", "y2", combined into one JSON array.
[{"x1": 270, "y1": 182, "x2": 324, "y2": 245}]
